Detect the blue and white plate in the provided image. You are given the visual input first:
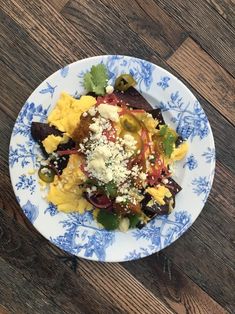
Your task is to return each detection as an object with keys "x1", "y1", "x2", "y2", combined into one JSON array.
[{"x1": 9, "y1": 56, "x2": 215, "y2": 262}]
